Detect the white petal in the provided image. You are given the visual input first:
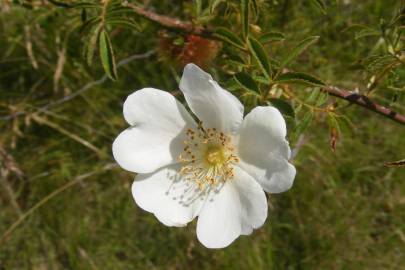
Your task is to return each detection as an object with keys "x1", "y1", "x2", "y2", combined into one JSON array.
[
  {"x1": 196, "y1": 166, "x2": 267, "y2": 248},
  {"x1": 179, "y1": 63, "x2": 243, "y2": 133},
  {"x1": 237, "y1": 106, "x2": 296, "y2": 193},
  {"x1": 112, "y1": 88, "x2": 196, "y2": 173},
  {"x1": 239, "y1": 158, "x2": 296, "y2": 194},
  {"x1": 132, "y1": 164, "x2": 205, "y2": 227}
]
